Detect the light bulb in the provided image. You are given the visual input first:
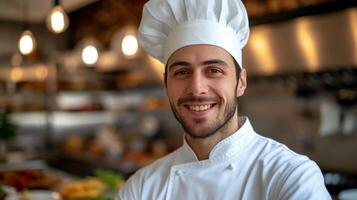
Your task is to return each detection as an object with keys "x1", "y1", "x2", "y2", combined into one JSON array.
[
  {"x1": 46, "y1": 5, "x2": 69, "y2": 34},
  {"x1": 82, "y1": 45, "x2": 99, "y2": 65},
  {"x1": 19, "y1": 30, "x2": 36, "y2": 55},
  {"x1": 121, "y1": 34, "x2": 138, "y2": 57}
]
